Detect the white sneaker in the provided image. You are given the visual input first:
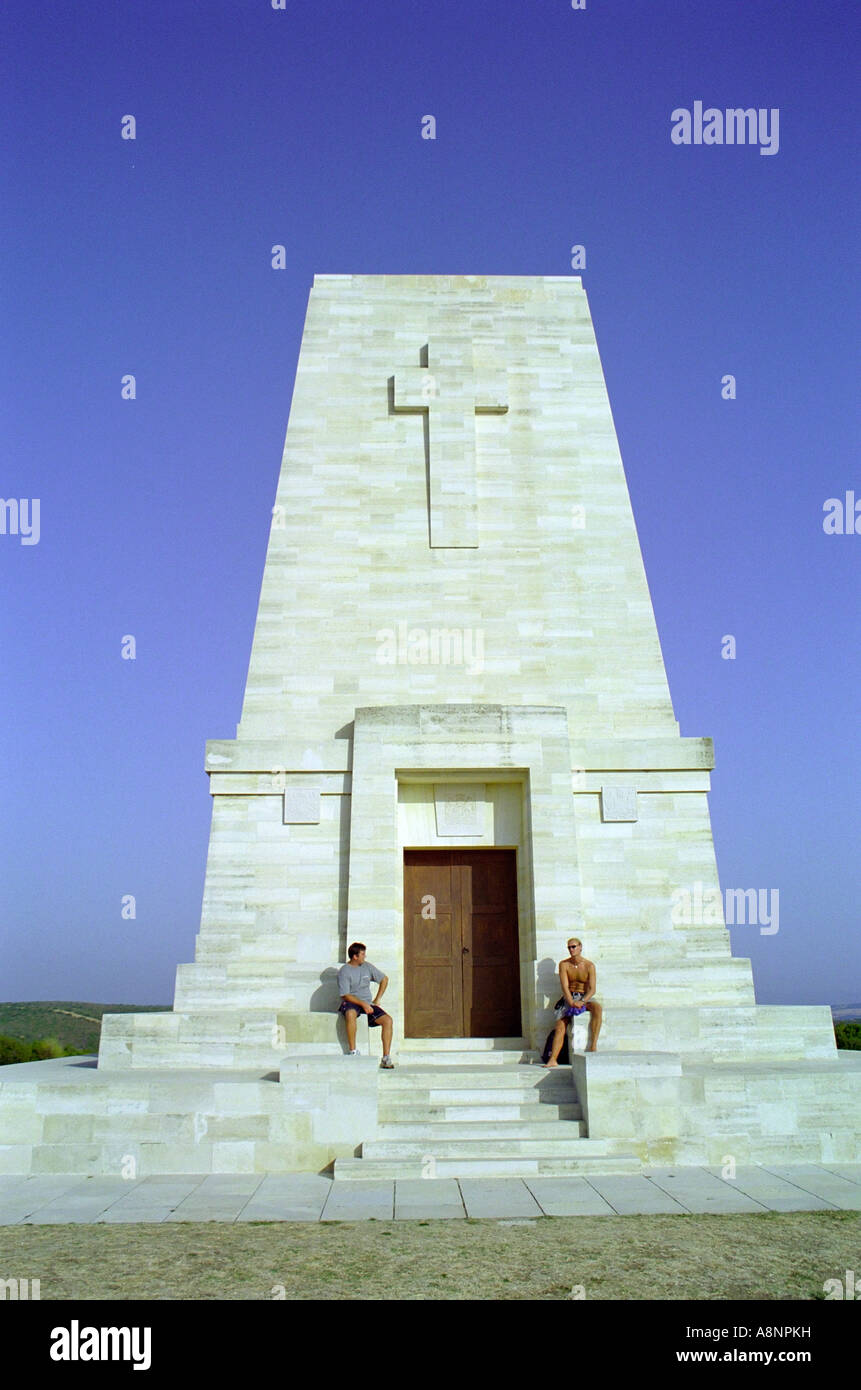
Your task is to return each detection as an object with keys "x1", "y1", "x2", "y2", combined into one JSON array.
[{"x1": 347, "y1": 1049, "x2": 359, "y2": 1056}]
